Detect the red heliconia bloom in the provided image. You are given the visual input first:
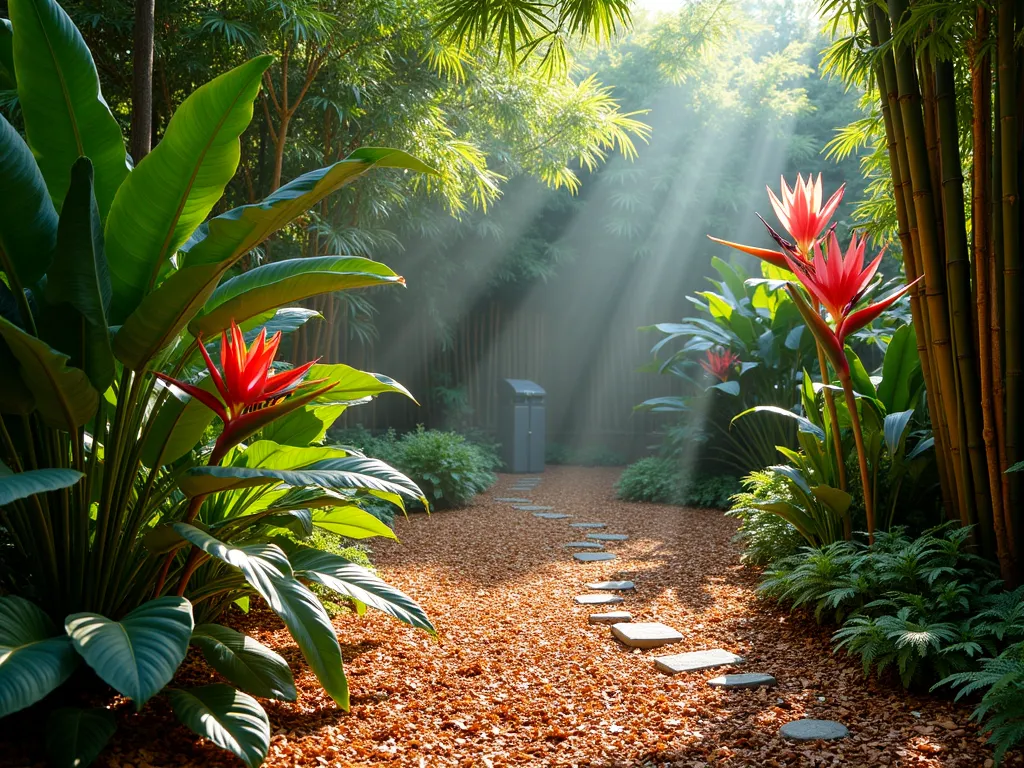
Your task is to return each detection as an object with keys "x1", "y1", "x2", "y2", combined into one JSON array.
[
  {"x1": 767, "y1": 173, "x2": 845, "y2": 256},
  {"x1": 700, "y1": 348, "x2": 741, "y2": 382},
  {"x1": 156, "y1": 321, "x2": 334, "y2": 462},
  {"x1": 707, "y1": 173, "x2": 844, "y2": 269},
  {"x1": 782, "y1": 231, "x2": 921, "y2": 371}
]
